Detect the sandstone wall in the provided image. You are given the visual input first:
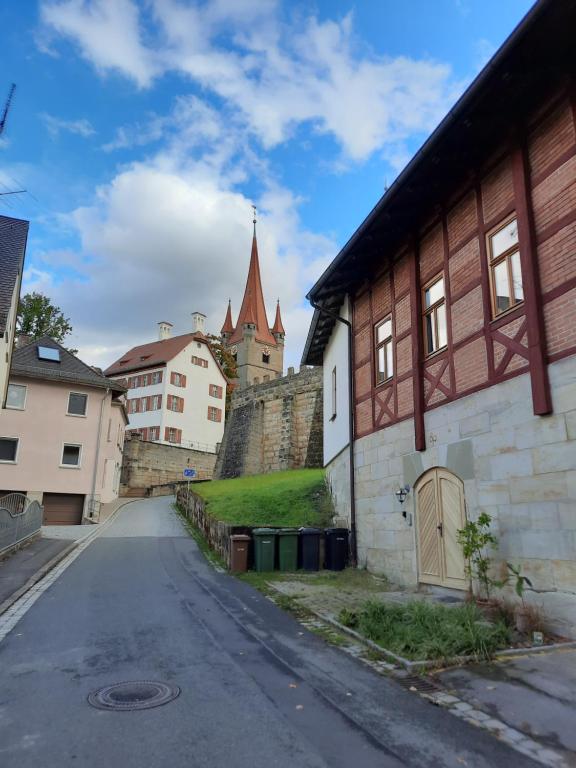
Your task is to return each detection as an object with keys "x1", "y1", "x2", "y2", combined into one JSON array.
[
  {"x1": 333, "y1": 356, "x2": 576, "y2": 639},
  {"x1": 215, "y1": 366, "x2": 323, "y2": 479},
  {"x1": 120, "y1": 434, "x2": 217, "y2": 495}
]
